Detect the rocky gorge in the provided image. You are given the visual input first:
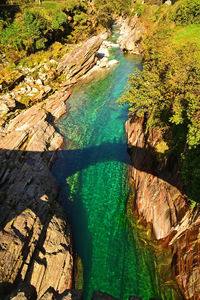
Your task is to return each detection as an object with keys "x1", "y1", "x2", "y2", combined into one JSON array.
[
  {"x1": 0, "y1": 34, "x2": 118, "y2": 299},
  {"x1": 118, "y1": 15, "x2": 200, "y2": 300},
  {"x1": 0, "y1": 10, "x2": 199, "y2": 300}
]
